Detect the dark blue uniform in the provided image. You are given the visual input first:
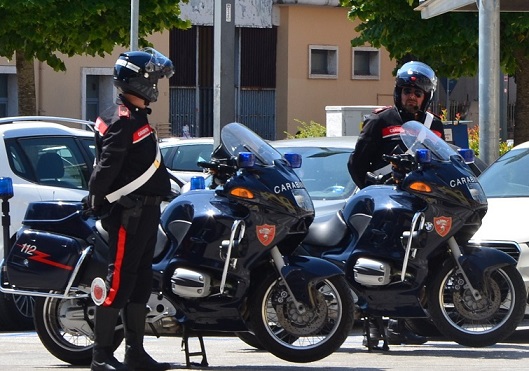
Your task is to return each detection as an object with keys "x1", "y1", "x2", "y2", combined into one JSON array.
[
  {"x1": 348, "y1": 106, "x2": 445, "y2": 189},
  {"x1": 89, "y1": 94, "x2": 170, "y2": 308}
]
